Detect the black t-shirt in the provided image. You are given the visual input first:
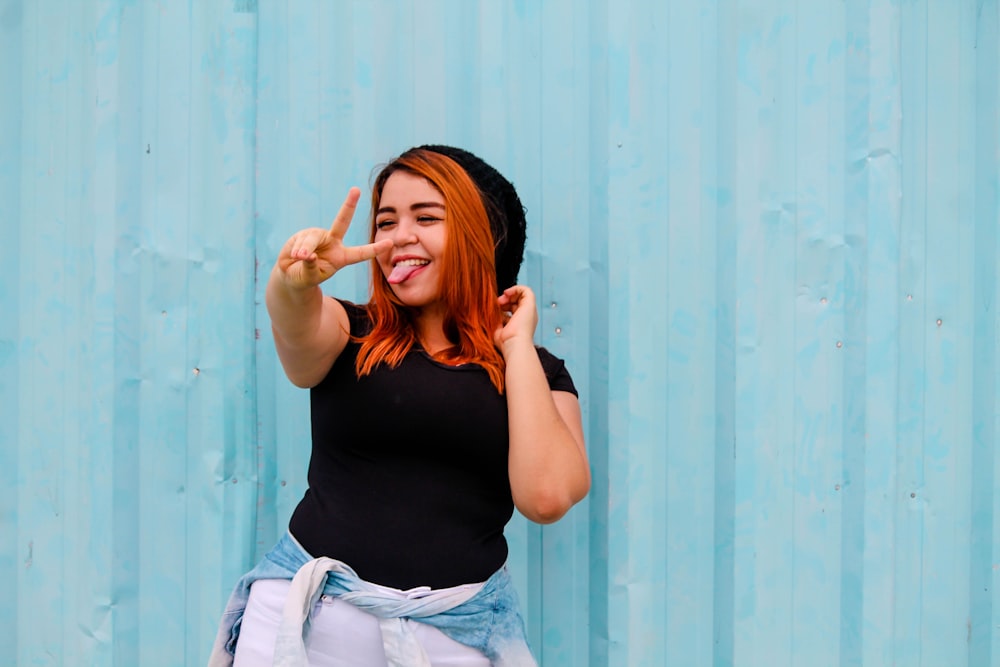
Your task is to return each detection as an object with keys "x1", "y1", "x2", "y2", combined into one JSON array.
[{"x1": 287, "y1": 299, "x2": 577, "y2": 590}]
